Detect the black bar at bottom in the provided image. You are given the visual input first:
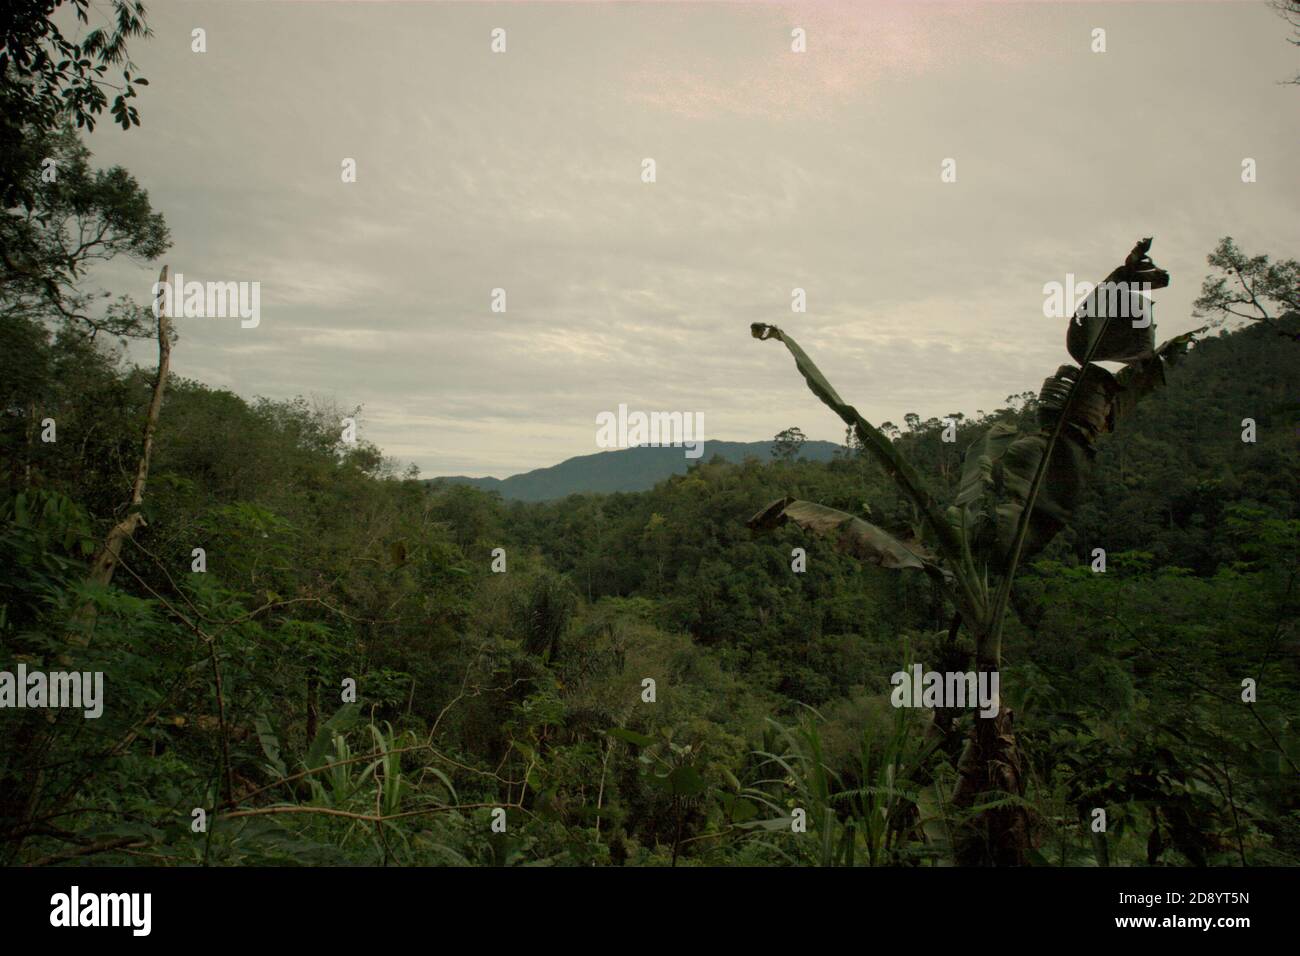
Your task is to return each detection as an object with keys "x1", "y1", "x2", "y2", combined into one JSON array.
[{"x1": 0, "y1": 865, "x2": 1280, "y2": 941}]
